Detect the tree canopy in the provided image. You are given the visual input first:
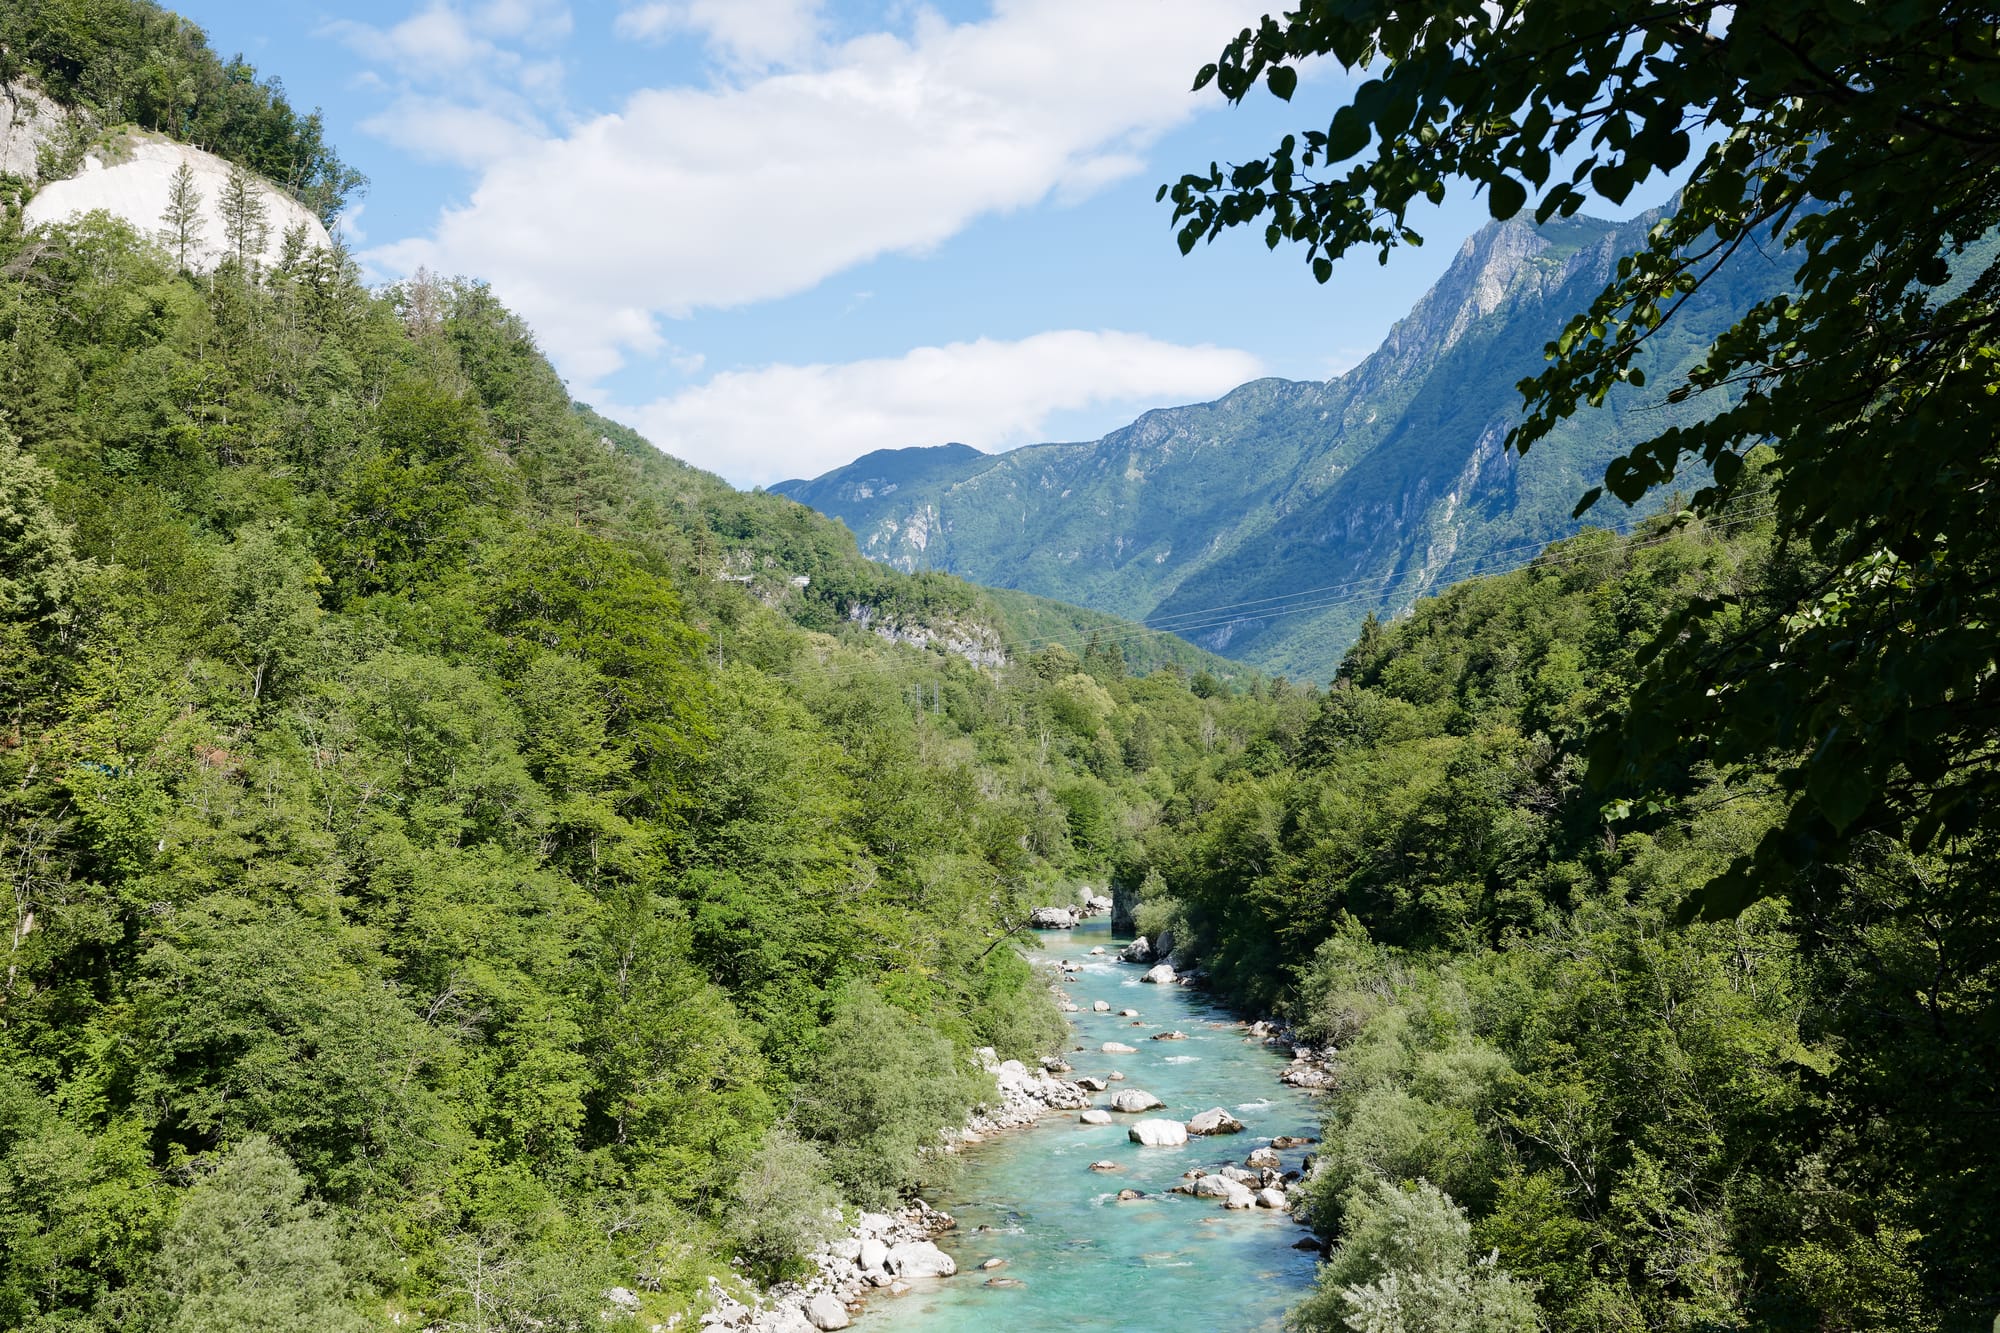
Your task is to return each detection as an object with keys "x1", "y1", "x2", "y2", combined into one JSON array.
[{"x1": 1165, "y1": 0, "x2": 1999, "y2": 923}]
